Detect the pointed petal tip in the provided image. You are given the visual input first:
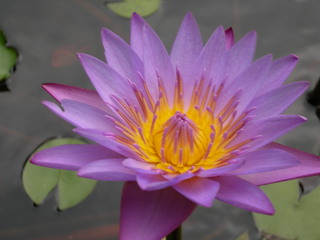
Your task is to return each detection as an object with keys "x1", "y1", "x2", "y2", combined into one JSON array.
[
  {"x1": 248, "y1": 30, "x2": 257, "y2": 37},
  {"x1": 298, "y1": 115, "x2": 307, "y2": 122},
  {"x1": 100, "y1": 27, "x2": 110, "y2": 38},
  {"x1": 100, "y1": 27, "x2": 118, "y2": 41},
  {"x1": 131, "y1": 12, "x2": 145, "y2": 22},
  {"x1": 252, "y1": 203, "x2": 275, "y2": 215},
  {"x1": 41, "y1": 83, "x2": 68, "y2": 103},
  {"x1": 29, "y1": 155, "x2": 38, "y2": 165},
  {"x1": 225, "y1": 27, "x2": 234, "y2": 36},
  {"x1": 131, "y1": 12, "x2": 139, "y2": 18},
  {"x1": 289, "y1": 53, "x2": 299, "y2": 60},
  {"x1": 77, "y1": 52, "x2": 94, "y2": 62},
  {"x1": 29, "y1": 151, "x2": 57, "y2": 169},
  {"x1": 216, "y1": 25, "x2": 226, "y2": 32},
  {"x1": 41, "y1": 83, "x2": 52, "y2": 90},
  {"x1": 77, "y1": 52, "x2": 86, "y2": 61},
  {"x1": 42, "y1": 83, "x2": 56, "y2": 96},
  {"x1": 184, "y1": 11, "x2": 196, "y2": 21}
]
